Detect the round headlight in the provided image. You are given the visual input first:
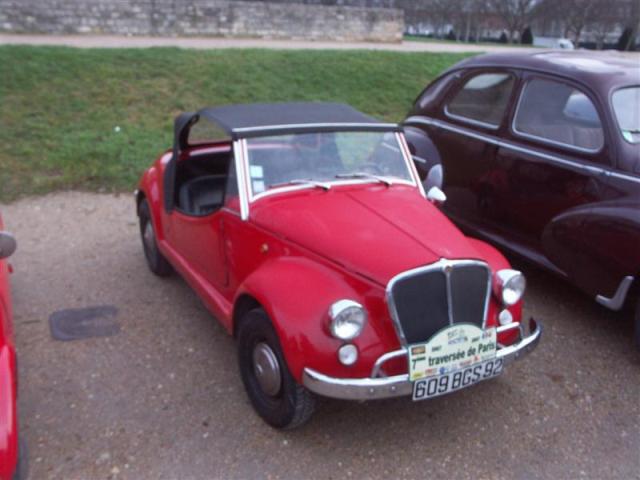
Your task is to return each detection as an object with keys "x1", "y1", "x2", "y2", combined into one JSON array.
[
  {"x1": 495, "y1": 270, "x2": 526, "y2": 306},
  {"x1": 328, "y1": 300, "x2": 367, "y2": 341}
]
